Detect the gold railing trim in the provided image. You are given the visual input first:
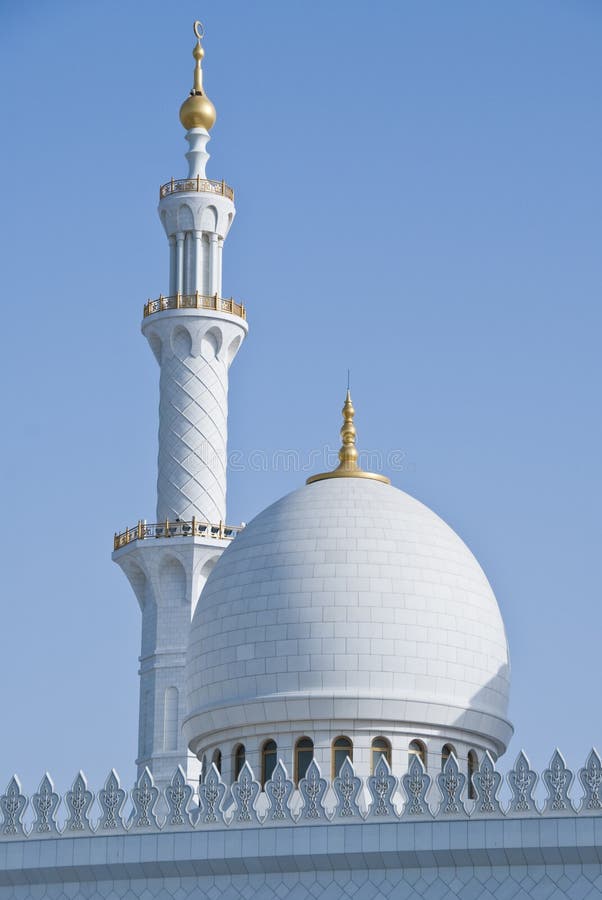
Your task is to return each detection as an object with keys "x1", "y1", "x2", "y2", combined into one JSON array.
[
  {"x1": 113, "y1": 518, "x2": 244, "y2": 551},
  {"x1": 160, "y1": 176, "x2": 234, "y2": 201},
  {"x1": 143, "y1": 293, "x2": 246, "y2": 321}
]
